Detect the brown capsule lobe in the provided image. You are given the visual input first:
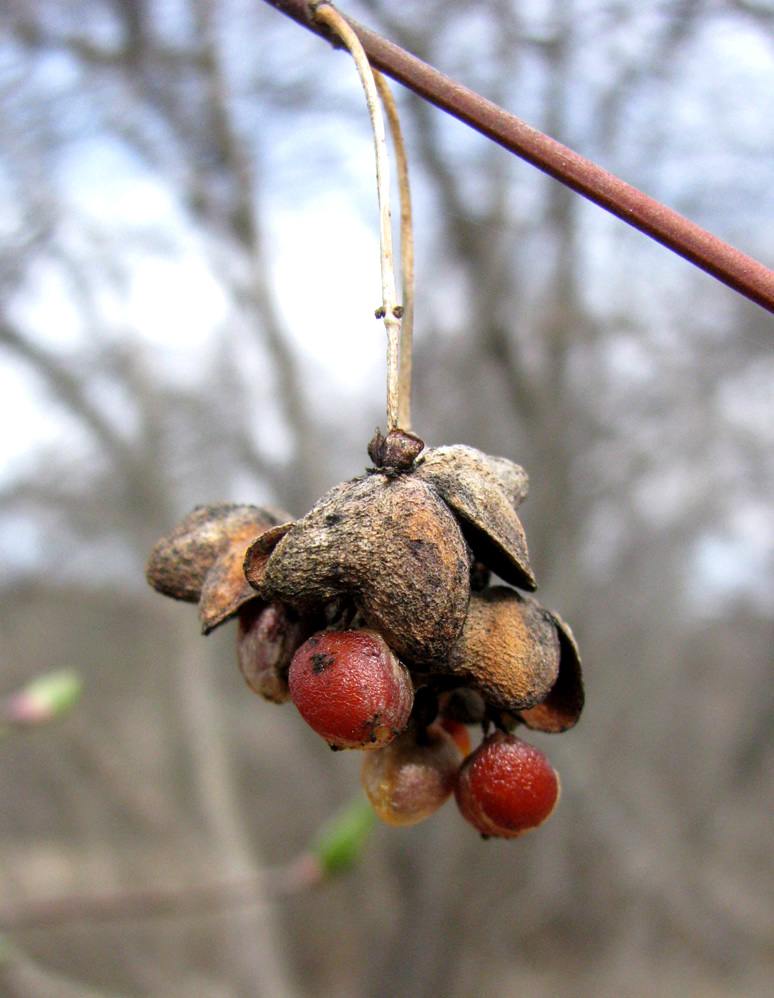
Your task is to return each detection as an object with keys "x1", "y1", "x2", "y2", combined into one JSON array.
[
  {"x1": 444, "y1": 587, "x2": 560, "y2": 713},
  {"x1": 146, "y1": 504, "x2": 290, "y2": 603},
  {"x1": 517, "y1": 611, "x2": 584, "y2": 732},
  {"x1": 257, "y1": 474, "x2": 472, "y2": 666},
  {"x1": 200, "y1": 542, "x2": 261, "y2": 633},
  {"x1": 414, "y1": 446, "x2": 535, "y2": 590},
  {"x1": 244, "y1": 522, "x2": 294, "y2": 591}
]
